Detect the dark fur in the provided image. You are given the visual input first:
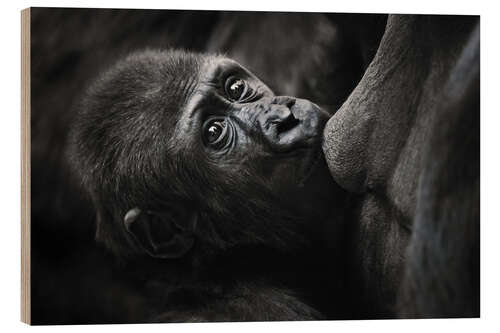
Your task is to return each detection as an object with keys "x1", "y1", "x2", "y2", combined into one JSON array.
[{"x1": 398, "y1": 25, "x2": 480, "y2": 317}]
